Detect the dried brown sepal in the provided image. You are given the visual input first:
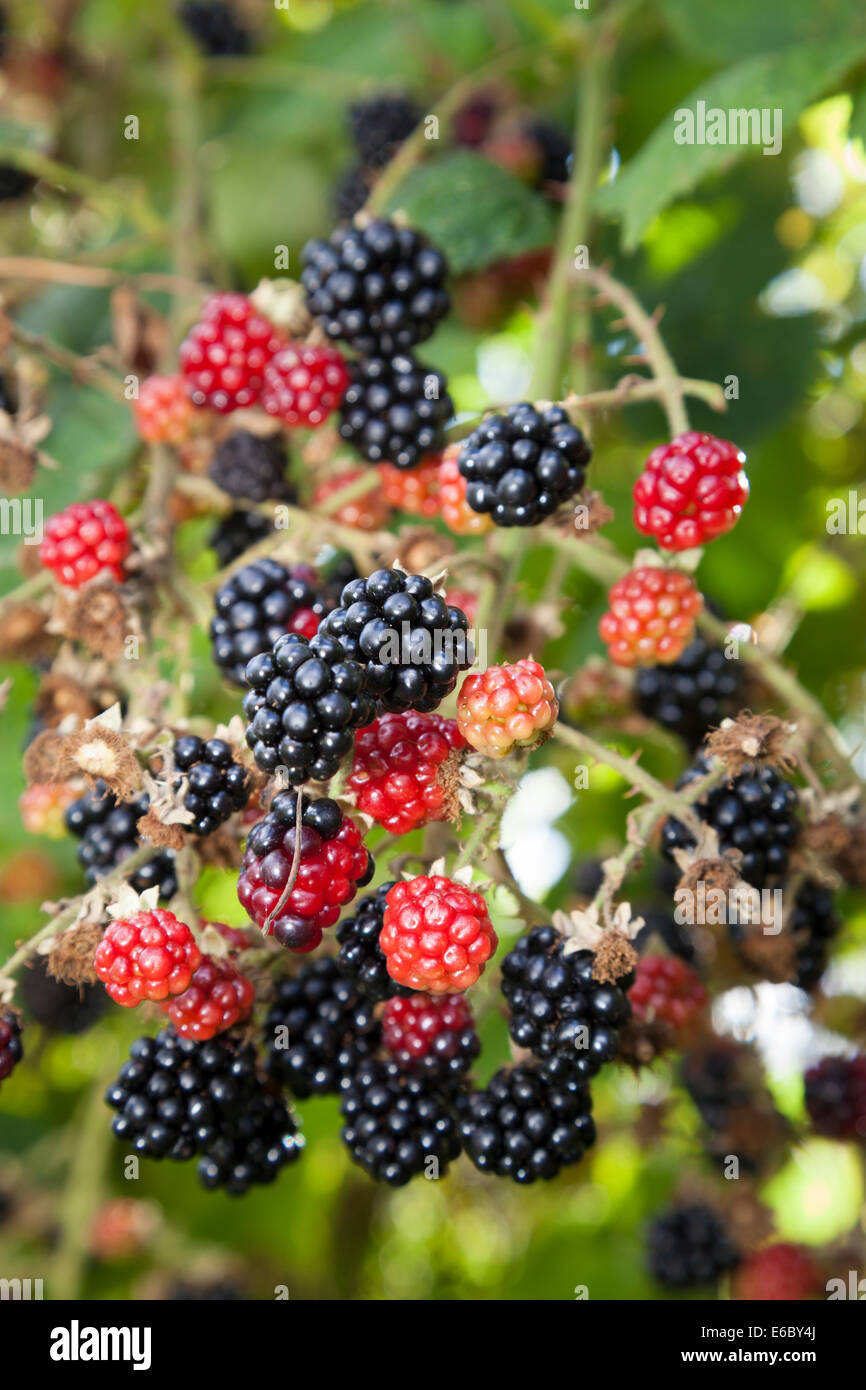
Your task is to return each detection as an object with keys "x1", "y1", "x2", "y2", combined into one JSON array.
[
  {"x1": 387, "y1": 526, "x2": 455, "y2": 575},
  {"x1": 33, "y1": 673, "x2": 99, "y2": 729},
  {"x1": 46, "y1": 920, "x2": 104, "y2": 987},
  {"x1": 734, "y1": 920, "x2": 798, "y2": 985},
  {"x1": 632, "y1": 1100, "x2": 671, "y2": 1149},
  {"x1": 0, "y1": 409, "x2": 53, "y2": 494},
  {"x1": 590, "y1": 928, "x2": 638, "y2": 984},
  {"x1": 550, "y1": 489, "x2": 614, "y2": 539},
  {"x1": 0, "y1": 600, "x2": 56, "y2": 662},
  {"x1": 617, "y1": 1018, "x2": 676, "y2": 1070},
  {"x1": 136, "y1": 808, "x2": 186, "y2": 851},
  {"x1": 23, "y1": 729, "x2": 68, "y2": 785},
  {"x1": 53, "y1": 579, "x2": 135, "y2": 661},
  {"x1": 57, "y1": 725, "x2": 142, "y2": 799},
  {"x1": 558, "y1": 656, "x2": 633, "y2": 722},
  {"x1": 704, "y1": 713, "x2": 798, "y2": 779},
  {"x1": 0, "y1": 438, "x2": 36, "y2": 493},
  {"x1": 718, "y1": 1186, "x2": 776, "y2": 1255},
  {"x1": 802, "y1": 812, "x2": 866, "y2": 888}
]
